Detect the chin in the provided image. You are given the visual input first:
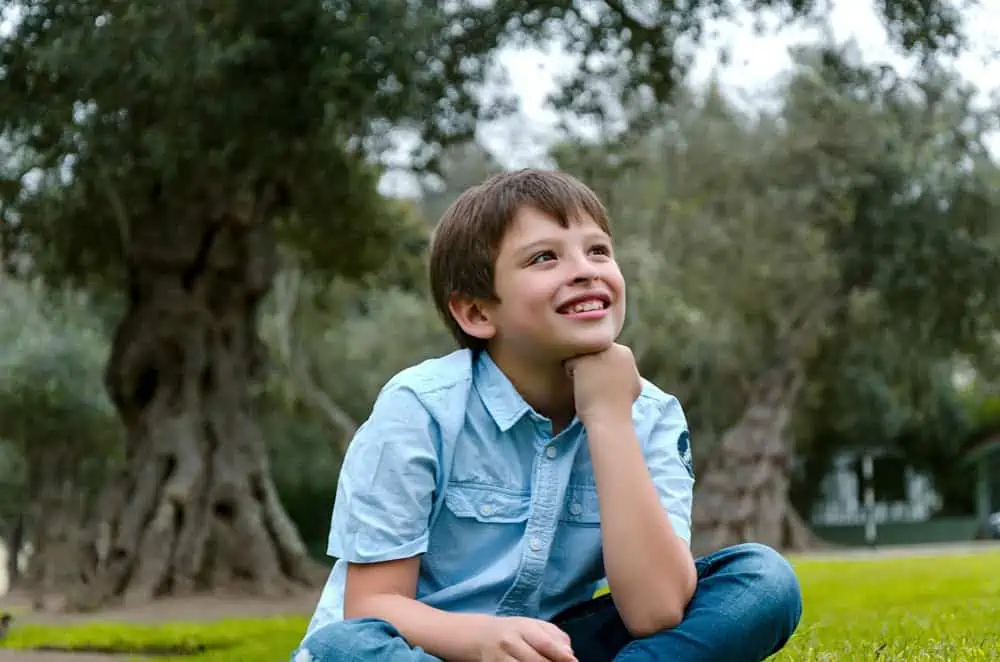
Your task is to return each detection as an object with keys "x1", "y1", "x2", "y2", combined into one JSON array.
[{"x1": 556, "y1": 335, "x2": 616, "y2": 358}]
